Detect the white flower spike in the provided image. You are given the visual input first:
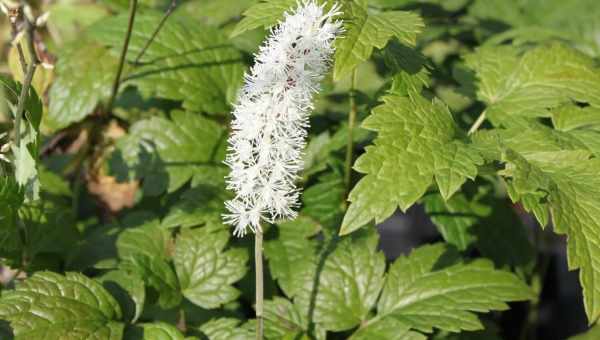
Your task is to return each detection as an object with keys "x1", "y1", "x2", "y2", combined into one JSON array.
[{"x1": 224, "y1": 1, "x2": 342, "y2": 237}]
